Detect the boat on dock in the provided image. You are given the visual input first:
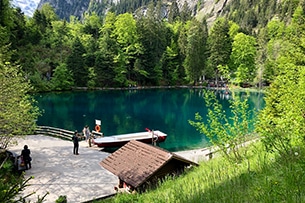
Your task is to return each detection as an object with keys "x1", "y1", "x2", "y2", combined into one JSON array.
[{"x1": 92, "y1": 129, "x2": 167, "y2": 148}]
